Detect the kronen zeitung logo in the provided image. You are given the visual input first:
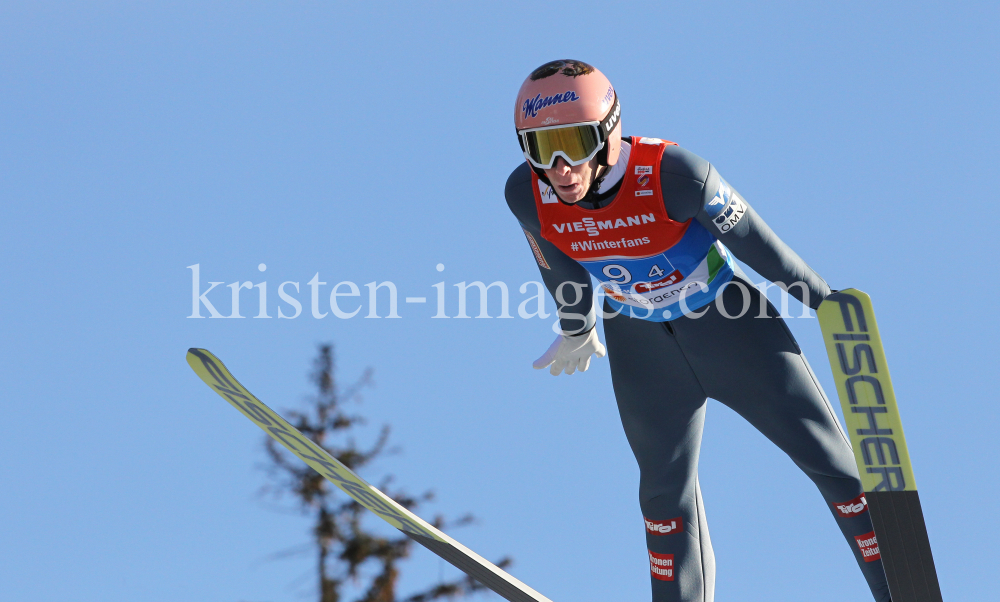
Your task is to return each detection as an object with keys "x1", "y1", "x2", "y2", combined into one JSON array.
[
  {"x1": 648, "y1": 551, "x2": 674, "y2": 581},
  {"x1": 854, "y1": 531, "x2": 881, "y2": 562}
]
